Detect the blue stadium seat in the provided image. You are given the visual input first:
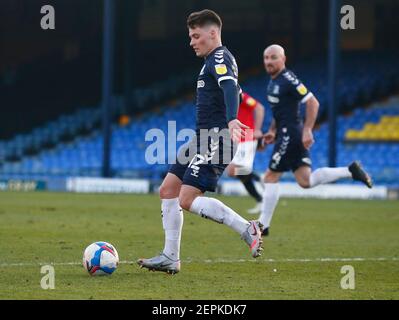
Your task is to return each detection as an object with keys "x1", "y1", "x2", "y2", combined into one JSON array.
[{"x1": 1, "y1": 52, "x2": 398, "y2": 185}]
